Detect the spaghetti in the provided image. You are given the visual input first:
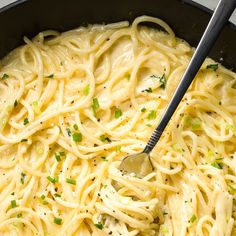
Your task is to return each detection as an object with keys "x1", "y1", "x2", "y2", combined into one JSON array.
[{"x1": 0, "y1": 16, "x2": 236, "y2": 236}]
